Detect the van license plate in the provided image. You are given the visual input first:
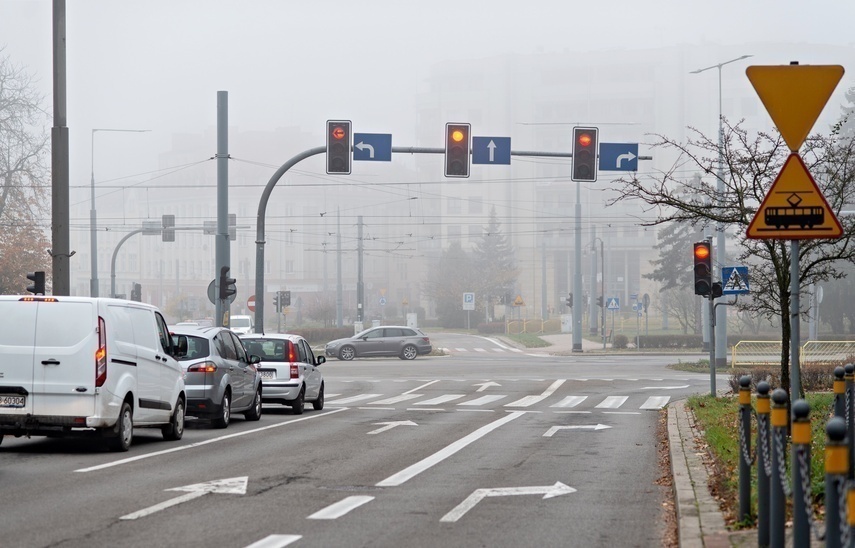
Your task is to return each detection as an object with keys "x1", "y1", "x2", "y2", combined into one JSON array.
[{"x1": 0, "y1": 395, "x2": 25, "y2": 408}]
